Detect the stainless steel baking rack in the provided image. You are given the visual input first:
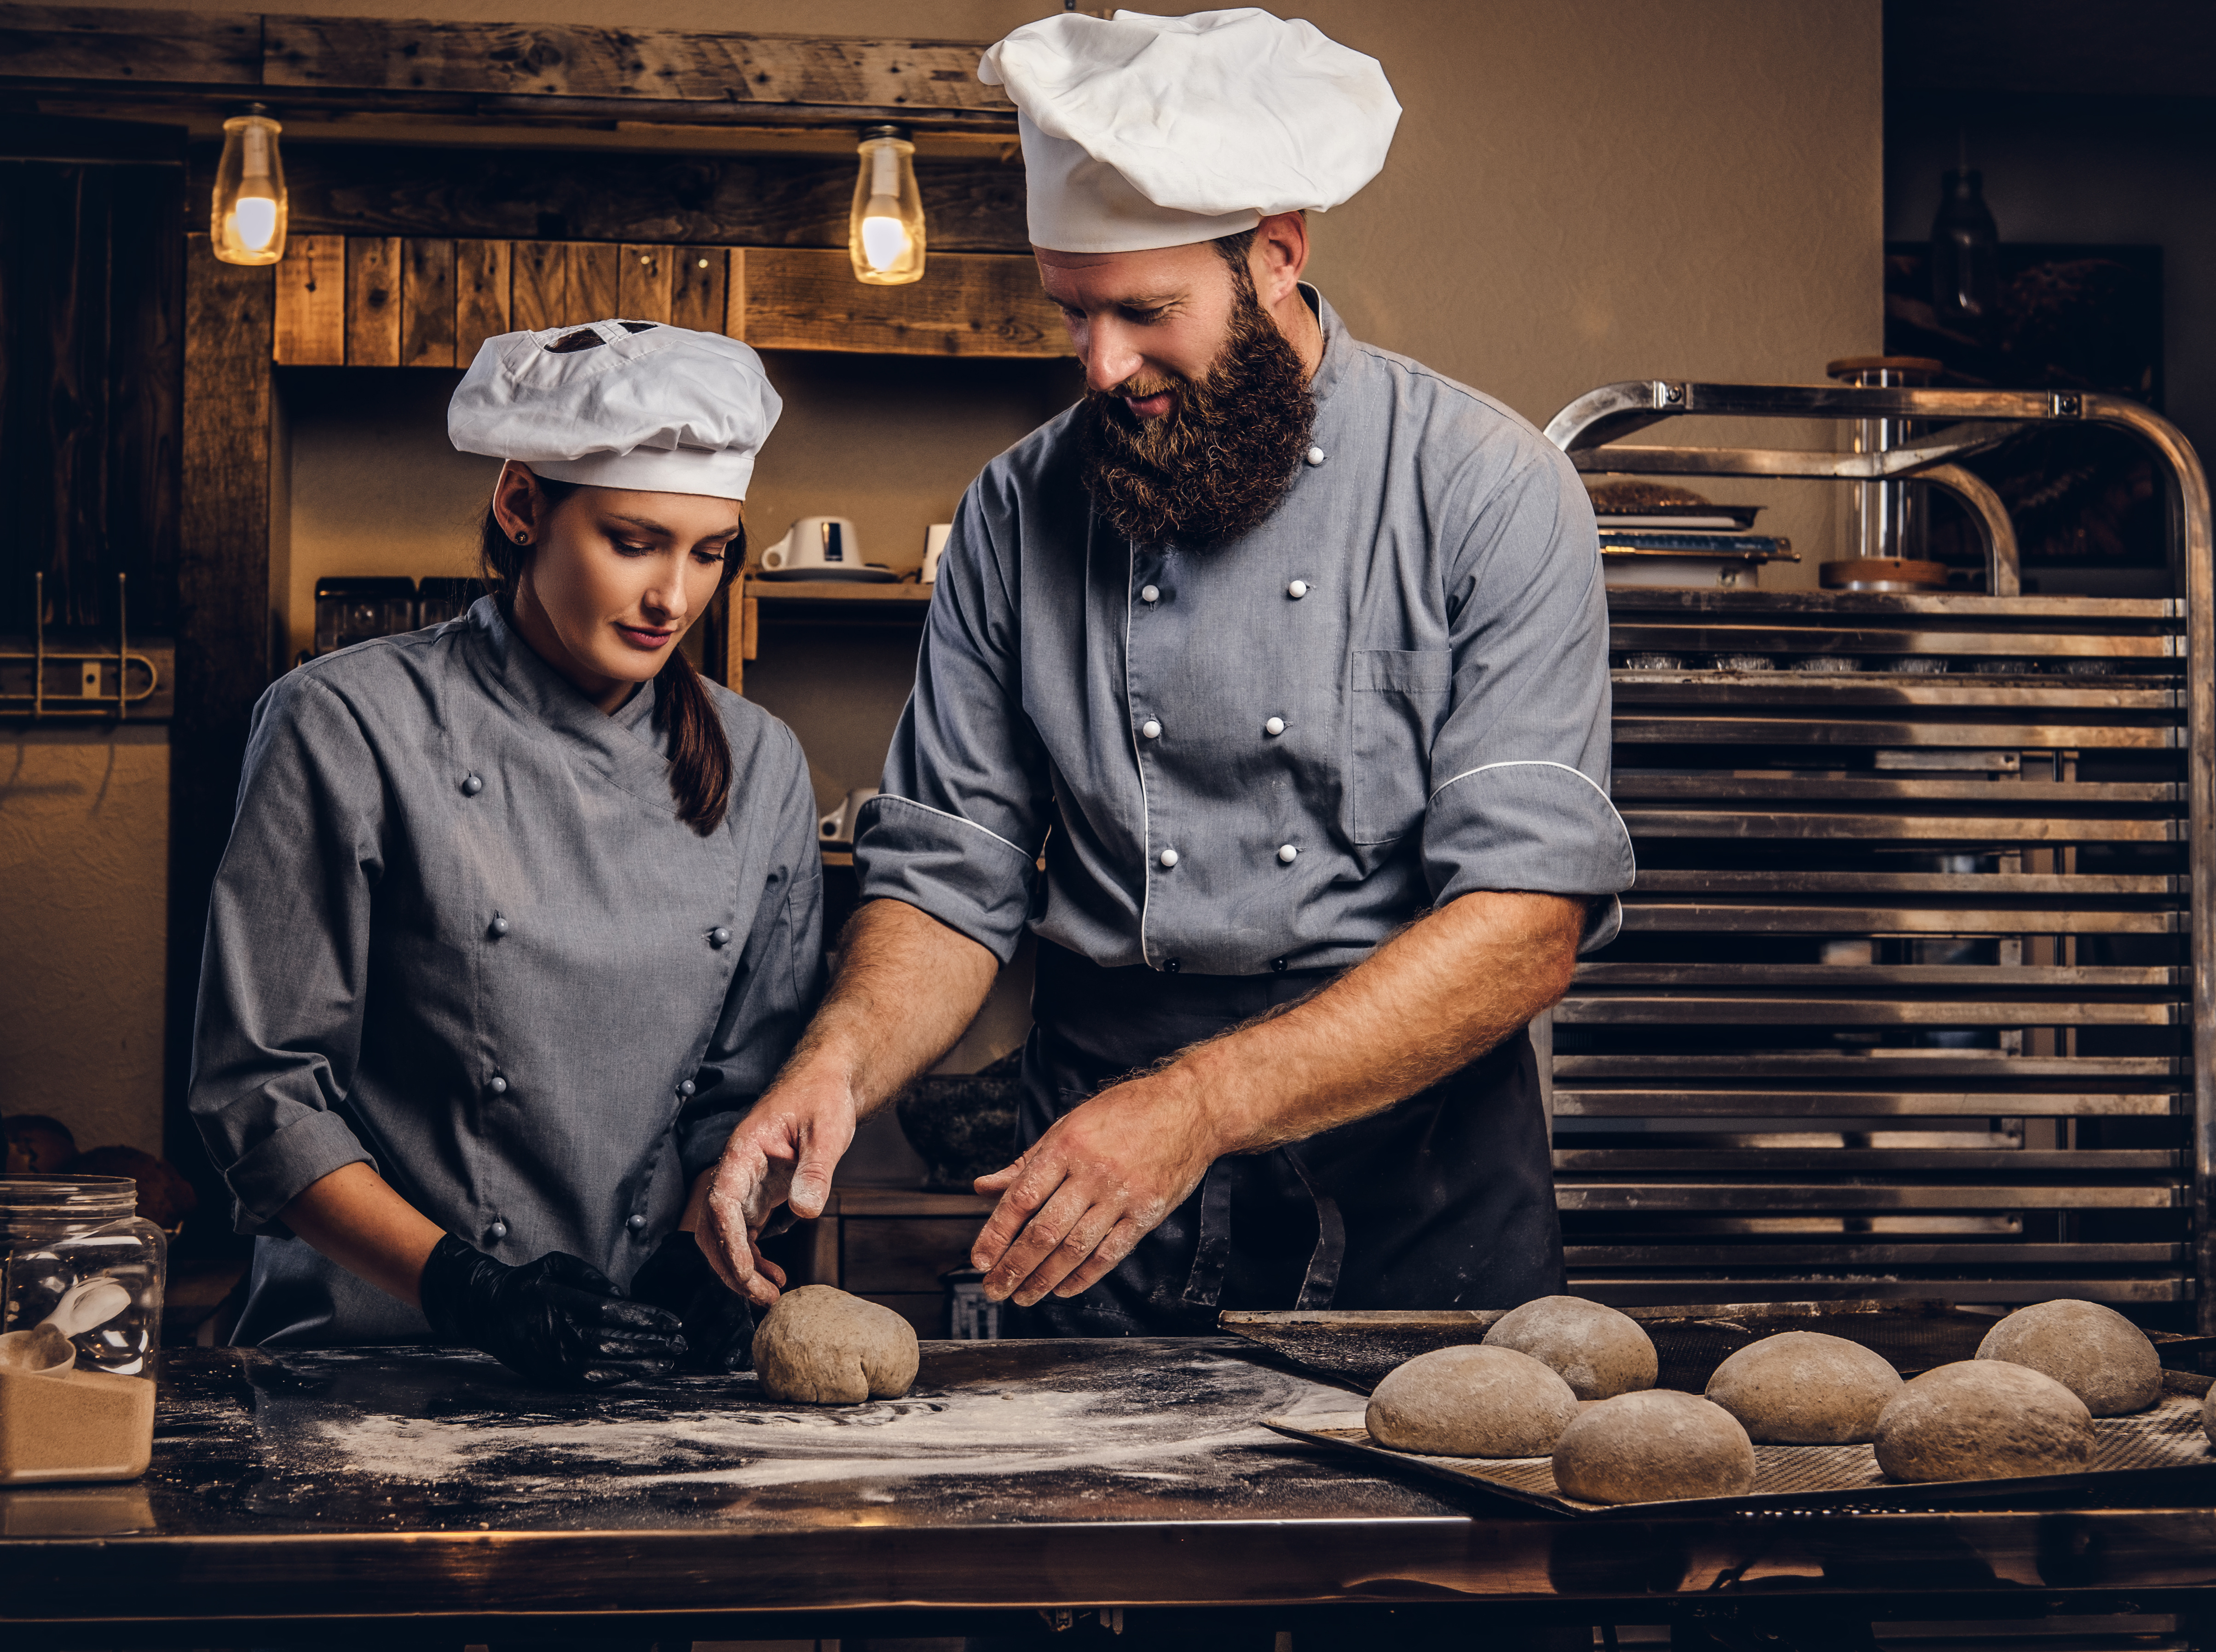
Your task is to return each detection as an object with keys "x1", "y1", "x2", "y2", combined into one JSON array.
[{"x1": 1542, "y1": 380, "x2": 2215, "y2": 1326}]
